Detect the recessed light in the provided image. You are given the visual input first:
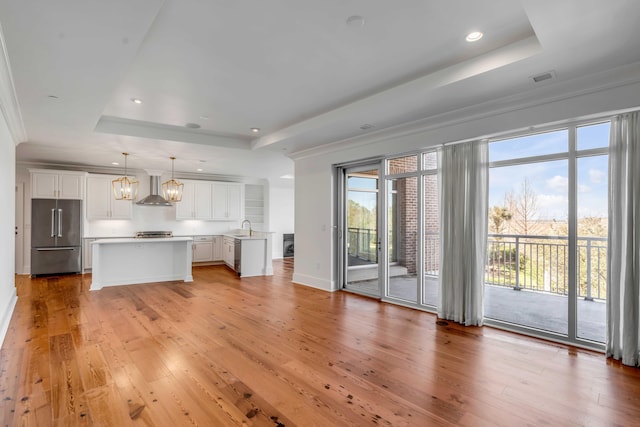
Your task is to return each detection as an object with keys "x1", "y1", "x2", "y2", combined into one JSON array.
[
  {"x1": 47, "y1": 95, "x2": 59, "y2": 99},
  {"x1": 251, "y1": 127, "x2": 260, "y2": 133},
  {"x1": 185, "y1": 122, "x2": 201, "y2": 129},
  {"x1": 196, "y1": 168, "x2": 203, "y2": 172},
  {"x1": 111, "y1": 162, "x2": 119, "y2": 166},
  {"x1": 465, "y1": 31, "x2": 483, "y2": 42},
  {"x1": 131, "y1": 98, "x2": 143, "y2": 104},
  {"x1": 280, "y1": 174, "x2": 294, "y2": 179},
  {"x1": 360, "y1": 123, "x2": 375, "y2": 130}
]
